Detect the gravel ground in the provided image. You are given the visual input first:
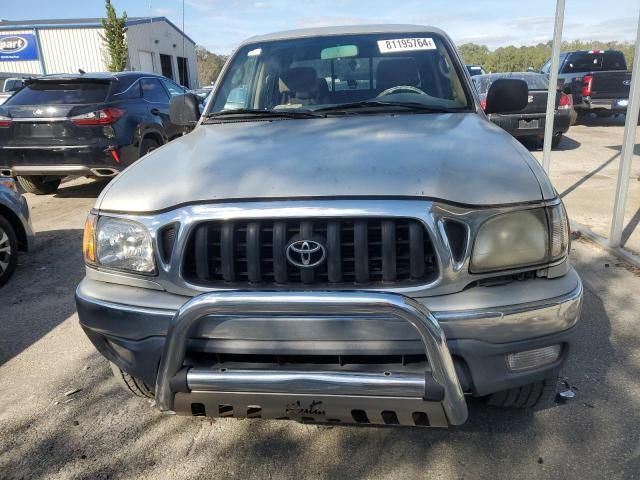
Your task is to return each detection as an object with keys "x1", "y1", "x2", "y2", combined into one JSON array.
[
  {"x1": 1, "y1": 125, "x2": 639, "y2": 479},
  {"x1": 530, "y1": 115, "x2": 640, "y2": 256}
]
